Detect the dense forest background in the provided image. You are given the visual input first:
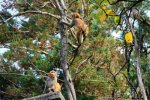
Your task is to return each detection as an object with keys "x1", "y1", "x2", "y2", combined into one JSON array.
[{"x1": 0, "y1": 0, "x2": 150, "y2": 100}]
